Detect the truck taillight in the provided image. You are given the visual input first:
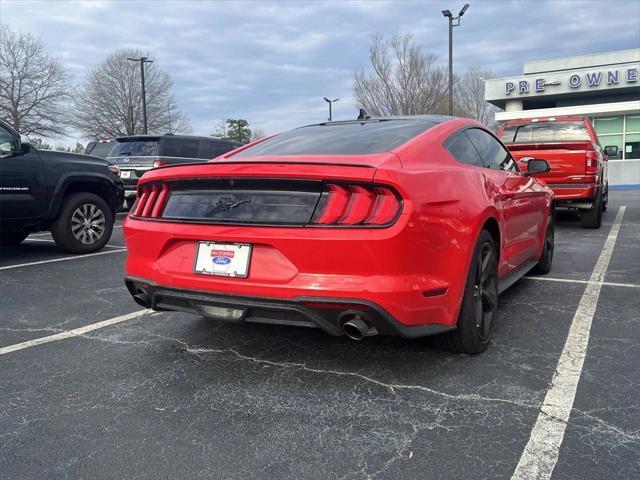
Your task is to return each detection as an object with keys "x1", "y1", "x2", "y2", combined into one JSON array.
[
  {"x1": 311, "y1": 183, "x2": 402, "y2": 226},
  {"x1": 585, "y1": 151, "x2": 598, "y2": 175}
]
